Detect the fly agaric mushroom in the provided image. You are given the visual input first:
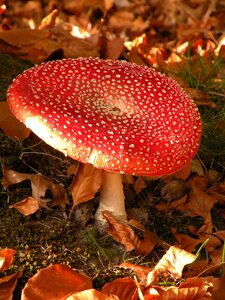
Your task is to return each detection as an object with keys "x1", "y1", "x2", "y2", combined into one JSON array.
[{"x1": 7, "y1": 58, "x2": 202, "y2": 224}]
